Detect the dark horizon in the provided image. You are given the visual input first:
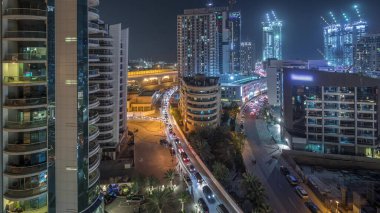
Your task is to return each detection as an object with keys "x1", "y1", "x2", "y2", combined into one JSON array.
[{"x1": 100, "y1": 0, "x2": 380, "y2": 62}]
